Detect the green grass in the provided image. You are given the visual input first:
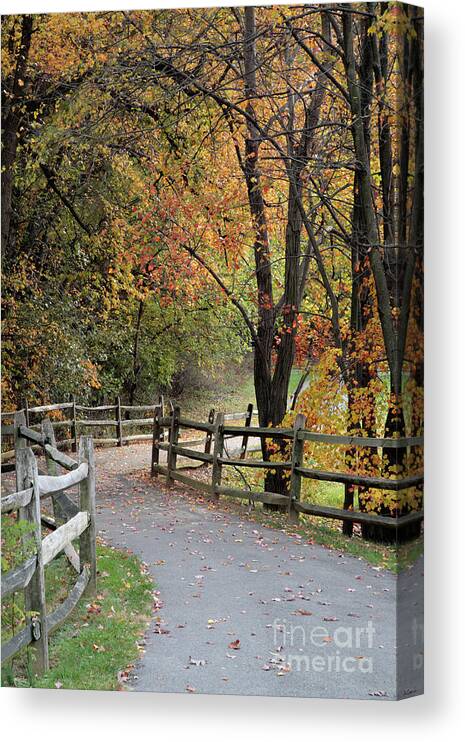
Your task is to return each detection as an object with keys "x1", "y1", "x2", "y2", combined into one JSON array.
[
  {"x1": 176, "y1": 362, "x2": 305, "y2": 419},
  {"x1": 1, "y1": 544, "x2": 153, "y2": 690}
]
